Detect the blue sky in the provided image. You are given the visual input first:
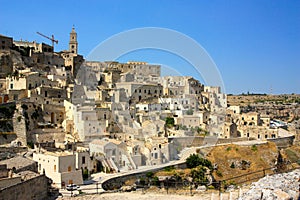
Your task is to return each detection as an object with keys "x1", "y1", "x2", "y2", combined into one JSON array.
[{"x1": 1, "y1": 0, "x2": 299, "y2": 94}]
